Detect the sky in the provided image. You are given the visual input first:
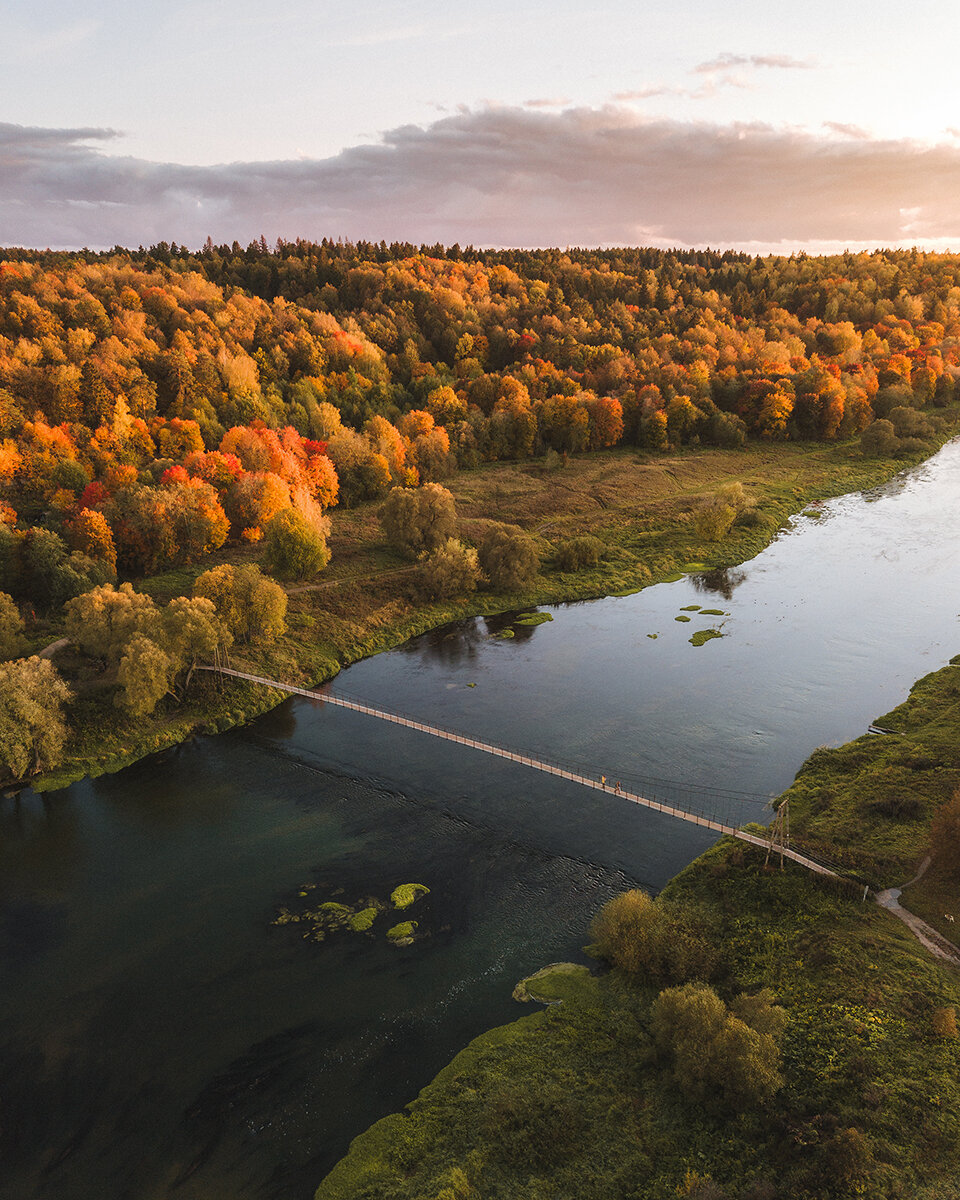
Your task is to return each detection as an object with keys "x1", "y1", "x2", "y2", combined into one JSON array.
[{"x1": 3, "y1": 0, "x2": 960, "y2": 253}]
